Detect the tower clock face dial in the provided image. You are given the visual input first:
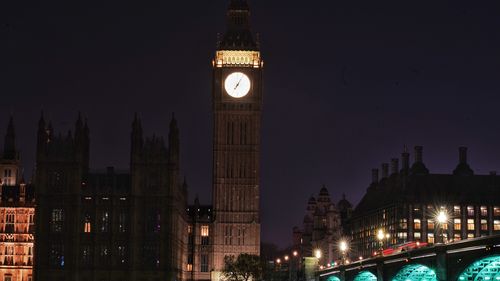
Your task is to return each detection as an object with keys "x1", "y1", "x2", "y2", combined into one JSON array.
[{"x1": 224, "y1": 72, "x2": 251, "y2": 98}]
